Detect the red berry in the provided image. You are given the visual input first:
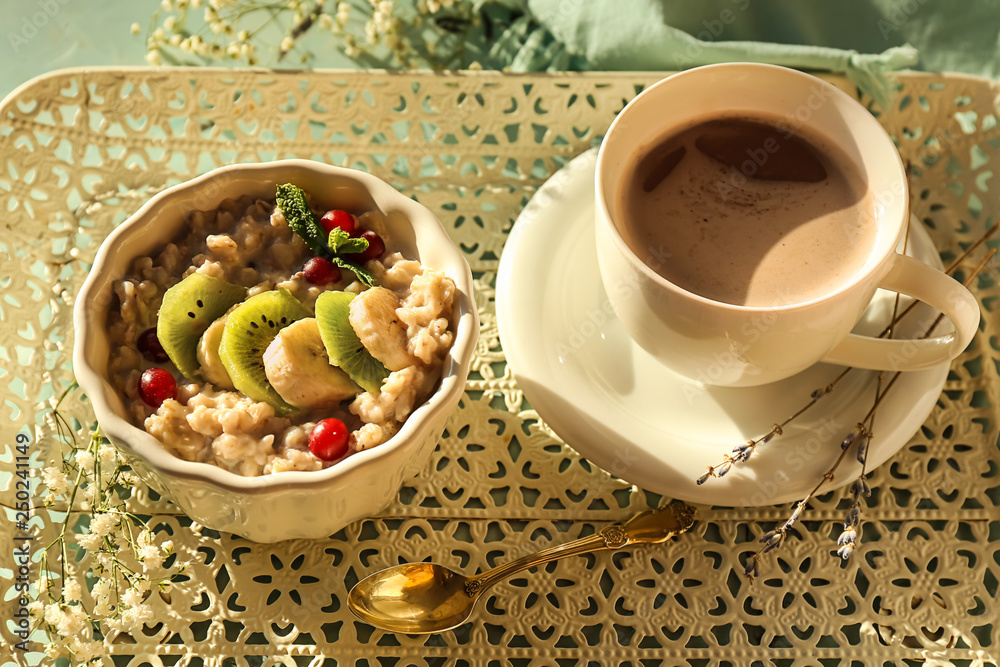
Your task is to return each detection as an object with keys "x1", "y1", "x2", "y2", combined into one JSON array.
[
  {"x1": 139, "y1": 368, "x2": 177, "y2": 409},
  {"x1": 320, "y1": 209, "x2": 358, "y2": 236},
  {"x1": 137, "y1": 328, "x2": 169, "y2": 363},
  {"x1": 355, "y1": 230, "x2": 385, "y2": 261},
  {"x1": 309, "y1": 418, "x2": 350, "y2": 461},
  {"x1": 303, "y1": 256, "x2": 341, "y2": 285}
]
